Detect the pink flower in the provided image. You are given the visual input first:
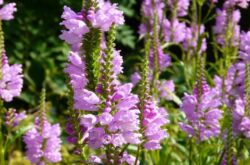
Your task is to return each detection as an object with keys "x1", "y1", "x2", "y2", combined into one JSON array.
[
  {"x1": 0, "y1": 55, "x2": 23, "y2": 102},
  {"x1": 87, "y1": 0, "x2": 124, "y2": 31},
  {"x1": 0, "y1": 2, "x2": 17, "y2": 20},
  {"x1": 23, "y1": 119, "x2": 62, "y2": 164},
  {"x1": 59, "y1": 6, "x2": 89, "y2": 50},
  {"x1": 143, "y1": 99, "x2": 168, "y2": 150}
]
